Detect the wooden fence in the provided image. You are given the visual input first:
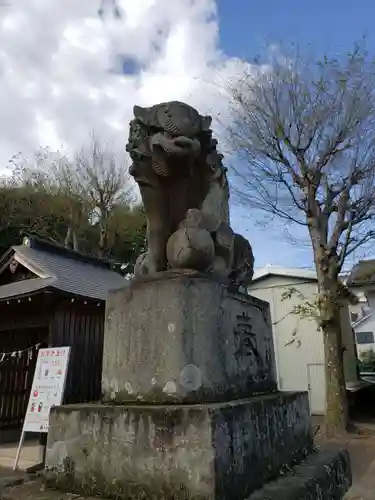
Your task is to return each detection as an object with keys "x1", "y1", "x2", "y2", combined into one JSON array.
[{"x1": 0, "y1": 326, "x2": 47, "y2": 432}]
